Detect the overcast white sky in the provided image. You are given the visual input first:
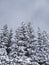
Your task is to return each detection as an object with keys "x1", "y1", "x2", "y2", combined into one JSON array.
[{"x1": 0, "y1": 0, "x2": 49, "y2": 33}]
